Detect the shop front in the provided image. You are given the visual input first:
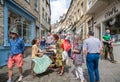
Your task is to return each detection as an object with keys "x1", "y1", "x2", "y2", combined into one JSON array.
[
  {"x1": 94, "y1": 2, "x2": 120, "y2": 61},
  {"x1": 0, "y1": 0, "x2": 36, "y2": 66}
]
